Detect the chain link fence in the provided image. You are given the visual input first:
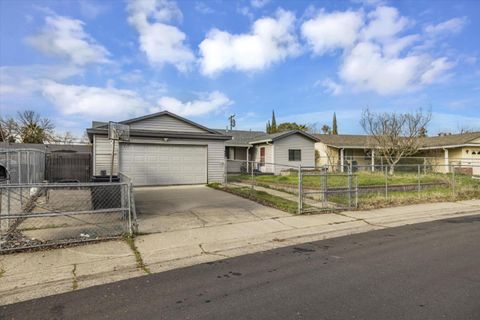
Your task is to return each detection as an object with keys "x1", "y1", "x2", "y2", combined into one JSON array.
[
  {"x1": 0, "y1": 181, "x2": 134, "y2": 252},
  {"x1": 225, "y1": 159, "x2": 480, "y2": 214},
  {"x1": 0, "y1": 149, "x2": 45, "y2": 184}
]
